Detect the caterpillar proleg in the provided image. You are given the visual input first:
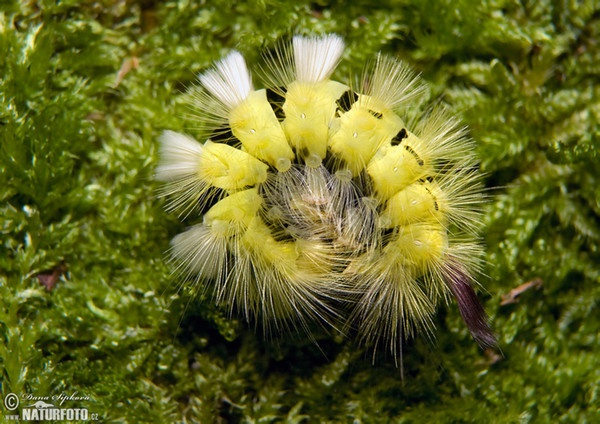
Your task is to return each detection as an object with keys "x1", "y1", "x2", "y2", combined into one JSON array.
[{"x1": 158, "y1": 34, "x2": 496, "y2": 361}]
